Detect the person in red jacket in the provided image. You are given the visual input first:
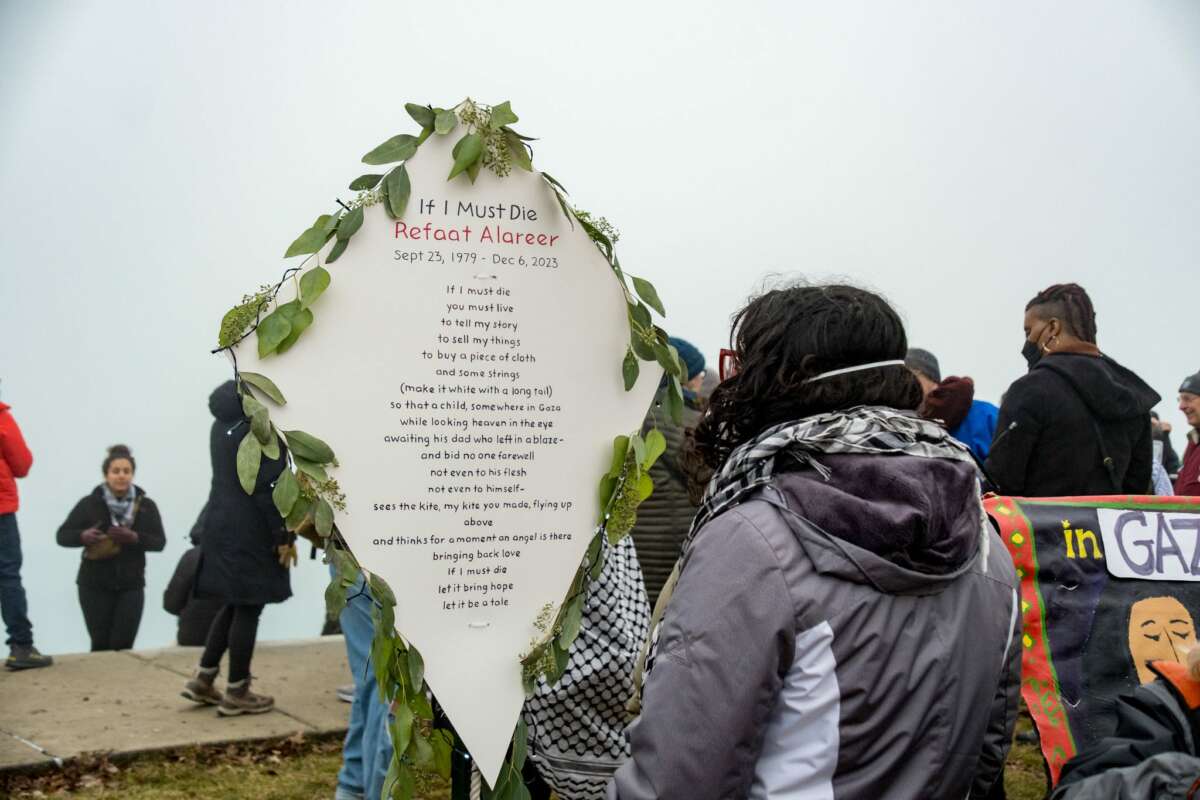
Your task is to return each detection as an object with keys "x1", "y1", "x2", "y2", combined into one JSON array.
[
  {"x1": 0, "y1": 398, "x2": 52, "y2": 670},
  {"x1": 1174, "y1": 370, "x2": 1200, "y2": 497}
]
